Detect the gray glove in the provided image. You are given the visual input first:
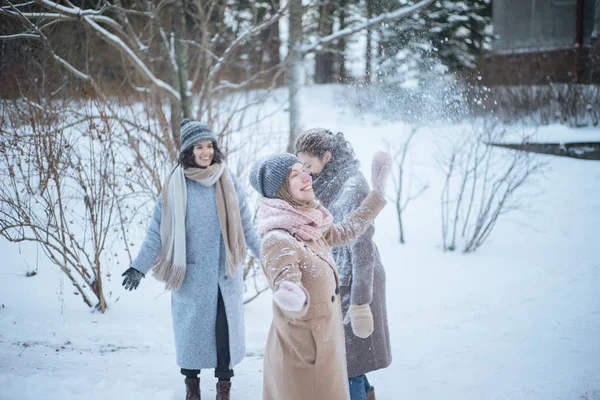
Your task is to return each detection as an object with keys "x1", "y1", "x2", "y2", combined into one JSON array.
[{"x1": 121, "y1": 267, "x2": 144, "y2": 291}]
